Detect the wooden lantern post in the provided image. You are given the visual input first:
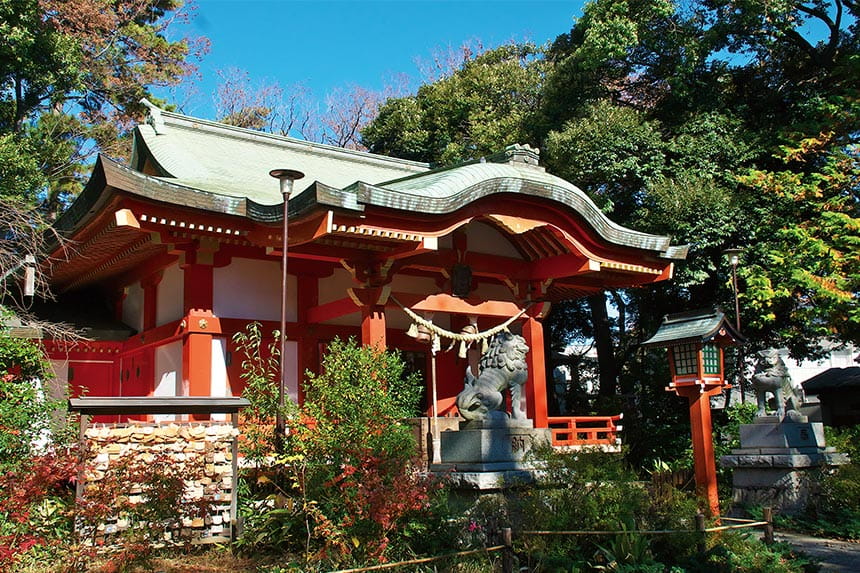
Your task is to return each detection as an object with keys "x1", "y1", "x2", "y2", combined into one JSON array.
[{"x1": 642, "y1": 309, "x2": 745, "y2": 516}]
